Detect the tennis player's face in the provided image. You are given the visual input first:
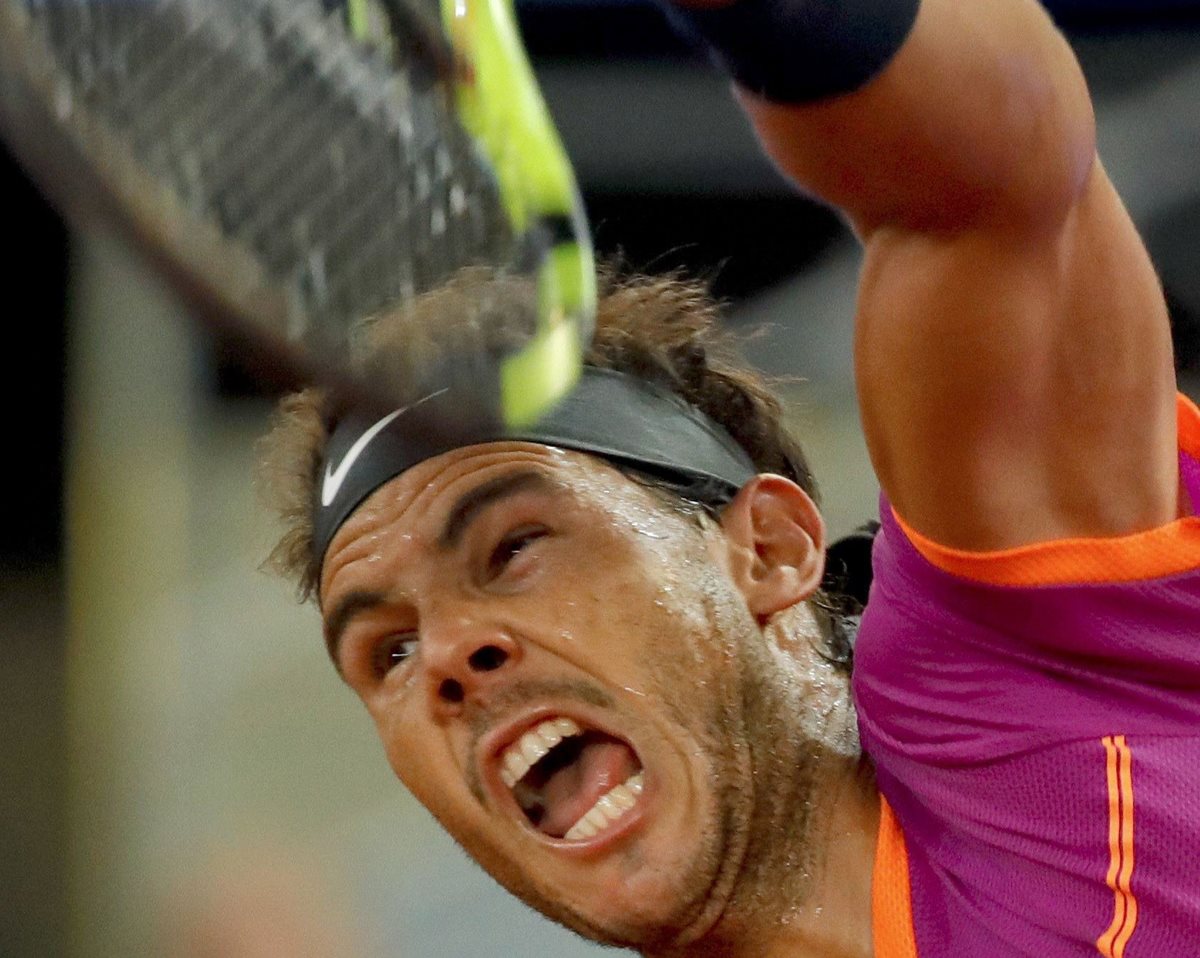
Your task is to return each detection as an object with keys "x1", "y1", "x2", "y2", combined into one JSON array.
[{"x1": 319, "y1": 442, "x2": 827, "y2": 950}]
